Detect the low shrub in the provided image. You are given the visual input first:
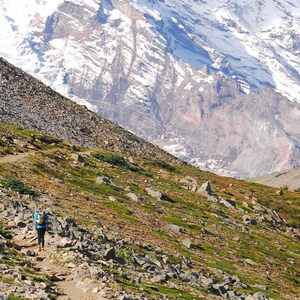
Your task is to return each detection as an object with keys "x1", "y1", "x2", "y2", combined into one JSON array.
[
  {"x1": 0, "y1": 177, "x2": 37, "y2": 196},
  {"x1": 154, "y1": 160, "x2": 176, "y2": 171},
  {"x1": 93, "y1": 153, "x2": 127, "y2": 167}
]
